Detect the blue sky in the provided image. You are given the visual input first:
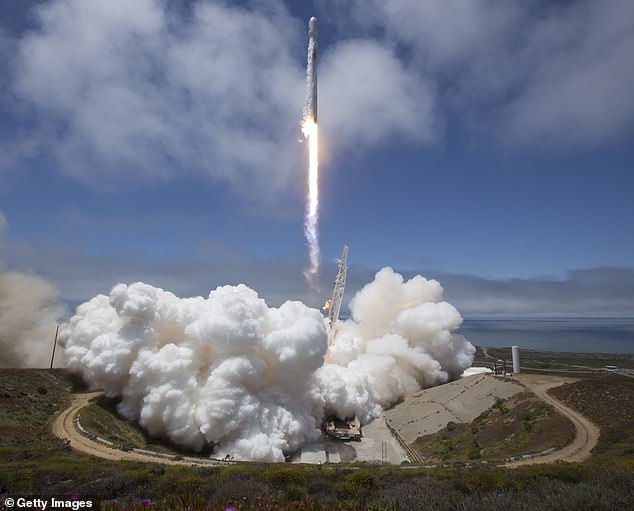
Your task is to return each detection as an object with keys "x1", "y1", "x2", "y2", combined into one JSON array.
[{"x1": 1, "y1": 0, "x2": 633, "y2": 316}]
